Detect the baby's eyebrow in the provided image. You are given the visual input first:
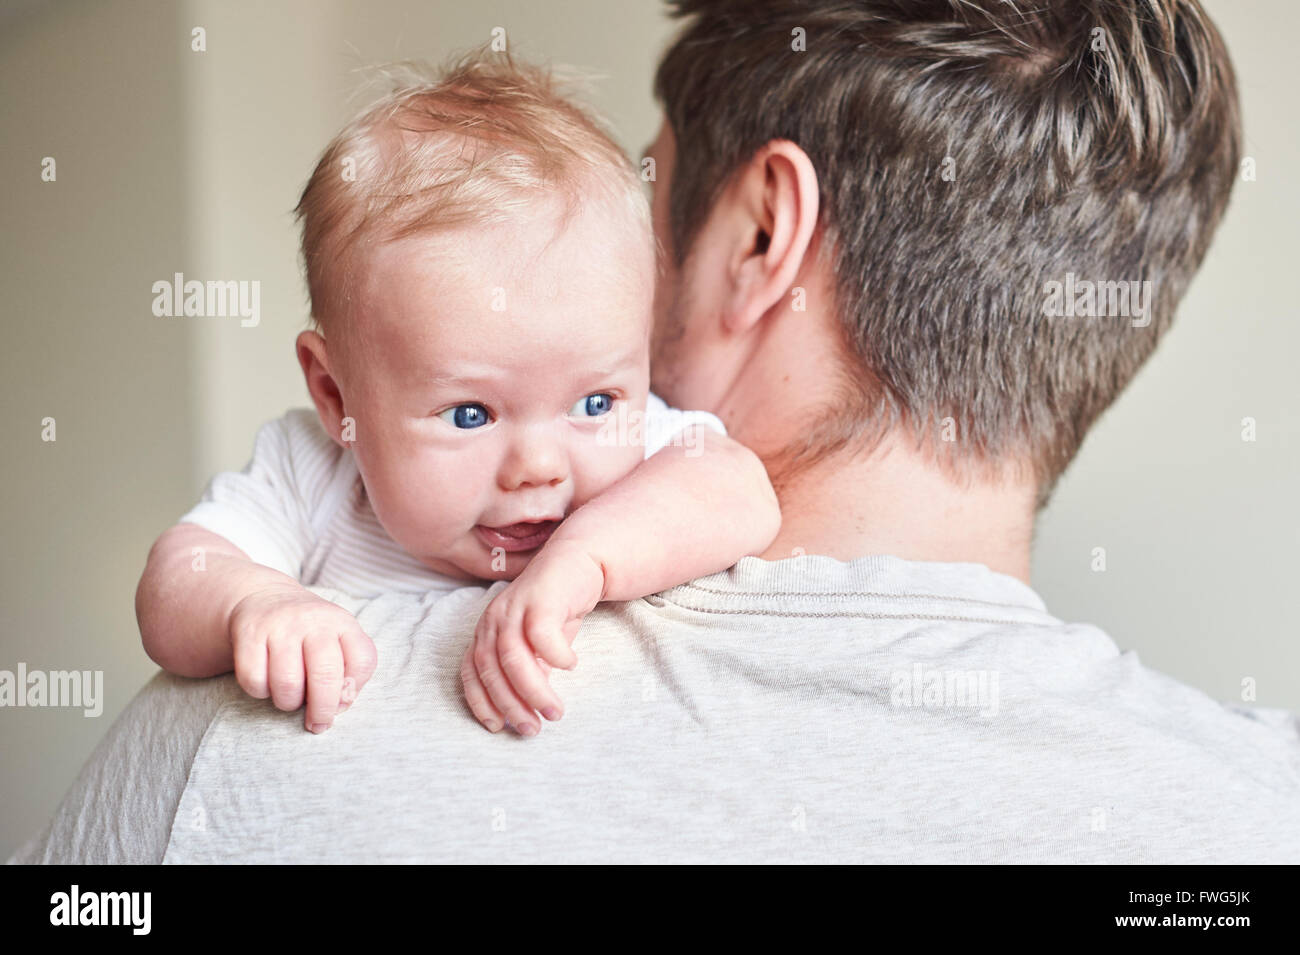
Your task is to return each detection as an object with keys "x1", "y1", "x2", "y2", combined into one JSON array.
[
  {"x1": 583, "y1": 349, "x2": 646, "y2": 381},
  {"x1": 585, "y1": 361, "x2": 633, "y2": 379},
  {"x1": 425, "y1": 346, "x2": 644, "y2": 389},
  {"x1": 425, "y1": 370, "x2": 500, "y2": 387}
]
